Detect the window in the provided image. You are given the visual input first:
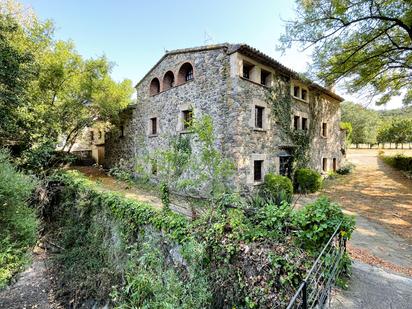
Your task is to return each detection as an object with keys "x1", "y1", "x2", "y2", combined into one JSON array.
[
  {"x1": 291, "y1": 82, "x2": 309, "y2": 102},
  {"x1": 98, "y1": 131, "x2": 102, "y2": 139},
  {"x1": 293, "y1": 86, "x2": 300, "y2": 97},
  {"x1": 302, "y1": 117, "x2": 308, "y2": 131},
  {"x1": 150, "y1": 117, "x2": 158, "y2": 135},
  {"x1": 151, "y1": 160, "x2": 157, "y2": 175},
  {"x1": 242, "y1": 61, "x2": 254, "y2": 79},
  {"x1": 322, "y1": 122, "x2": 328, "y2": 137},
  {"x1": 279, "y1": 156, "x2": 292, "y2": 178},
  {"x1": 182, "y1": 110, "x2": 193, "y2": 130},
  {"x1": 301, "y1": 89, "x2": 308, "y2": 101},
  {"x1": 254, "y1": 160, "x2": 263, "y2": 182},
  {"x1": 149, "y1": 78, "x2": 160, "y2": 95},
  {"x1": 255, "y1": 106, "x2": 264, "y2": 129},
  {"x1": 120, "y1": 125, "x2": 124, "y2": 138},
  {"x1": 322, "y1": 158, "x2": 328, "y2": 172},
  {"x1": 90, "y1": 130, "x2": 94, "y2": 141},
  {"x1": 333, "y1": 158, "x2": 337, "y2": 172},
  {"x1": 177, "y1": 62, "x2": 194, "y2": 85},
  {"x1": 163, "y1": 71, "x2": 175, "y2": 91},
  {"x1": 260, "y1": 69, "x2": 270, "y2": 86},
  {"x1": 294, "y1": 116, "x2": 300, "y2": 130}
]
